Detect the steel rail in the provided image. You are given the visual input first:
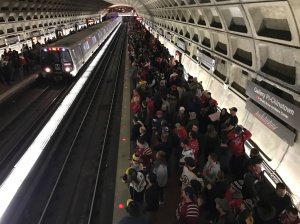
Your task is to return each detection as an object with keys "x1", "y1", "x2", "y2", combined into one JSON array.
[
  {"x1": 0, "y1": 85, "x2": 74, "y2": 185},
  {"x1": 37, "y1": 24, "x2": 124, "y2": 224},
  {"x1": 87, "y1": 22, "x2": 127, "y2": 224}
]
